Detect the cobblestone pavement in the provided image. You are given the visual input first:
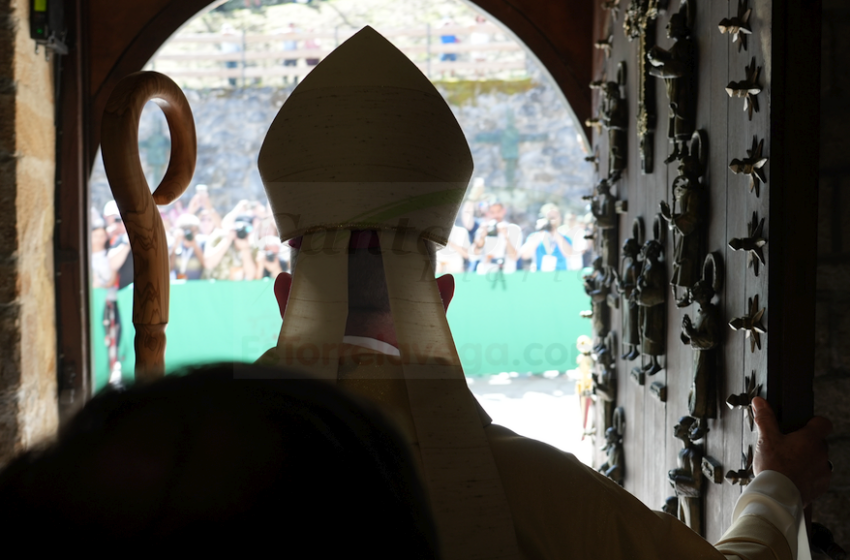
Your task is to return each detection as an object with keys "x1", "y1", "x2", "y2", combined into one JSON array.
[{"x1": 467, "y1": 372, "x2": 595, "y2": 467}]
